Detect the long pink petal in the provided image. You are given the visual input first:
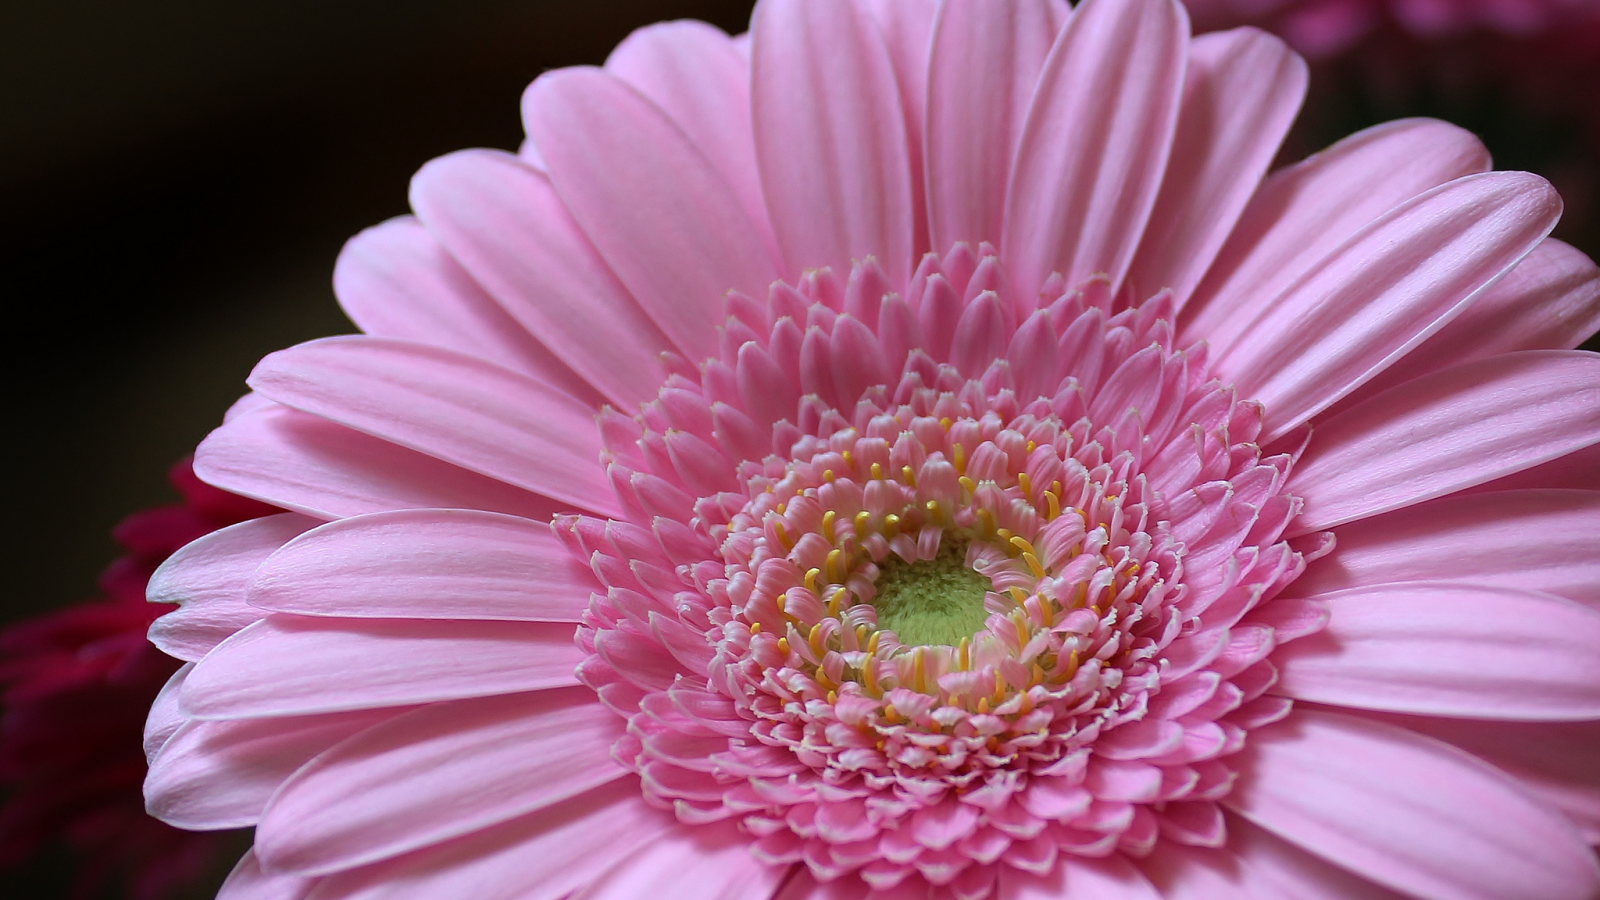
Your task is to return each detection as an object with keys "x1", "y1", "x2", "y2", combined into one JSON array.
[
  {"x1": 1003, "y1": 0, "x2": 1188, "y2": 297},
  {"x1": 1288, "y1": 350, "x2": 1600, "y2": 532},
  {"x1": 863, "y1": 0, "x2": 939, "y2": 258},
  {"x1": 1001, "y1": 855, "x2": 1164, "y2": 899},
  {"x1": 1182, "y1": 118, "x2": 1490, "y2": 343},
  {"x1": 181, "y1": 616, "x2": 581, "y2": 719},
  {"x1": 248, "y1": 336, "x2": 616, "y2": 517},
  {"x1": 752, "y1": 0, "x2": 913, "y2": 285},
  {"x1": 304, "y1": 783, "x2": 672, "y2": 900},
  {"x1": 145, "y1": 708, "x2": 396, "y2": 830},
  {"x1": 572, "y1": 823, "x2": 789, "y2": 900},
  {"x1": 1359, "y1": 715, "x2": 1600, "y2": 840},
  {"x1": 925, "y1": 0, "x2": 1064, "y2": 251},
  {"x1": 147, "y1": 514, "x2": 317, "y2": 661},
  {"x1": 1274, "y1": 583, "x2": 1600, "y2": 720},
  {"x1": 1229, "y1": 708, "x2": 1600, "y2": 900},
  {"x1": 1335, "y1": 238, "x2": 1600, "y2": 411},
  {"x1": 605, "y1": 20, "x2": 778, "y2": 264},
  {"x1": 144, "y1": 664, "x2": 193, "y2": 762},
  {"x1": 195, "y1": 403, "x2": 563, "y2": 522},
  {"x1": 1295, "y1": 489, "x2": 1600, "y2": 604},
  {"x1": 216, "y1": 850, "x2": 316, "y2": 900},
  {"x1": 409, "y1": 148, "x2": 671, "y2": 410},
  {"x1": 1125, "y1": 27, "x2": 1306, "y2": 307},
  {"x1": 1225, "y1": 814, "x2": 1412, "y2": 900},
  {"x1": 248, "y1": 510, "x2": 593, "y2": 621},
  {"x1": 257, "y1": 689, "x2": 626, "y2": 875},
  {"x1": 332, "y1": 216, "x2": 598, "y2": 403},
  {"x1": 1136, "y1": 843, "x2": 1259, "y2": 900},
  {"x1": 524, "y1": 67, "x2": 781, "y2": 362},
  {"x1": 1214, "y1": 172, "x2": 1561, "y2": 441}
]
